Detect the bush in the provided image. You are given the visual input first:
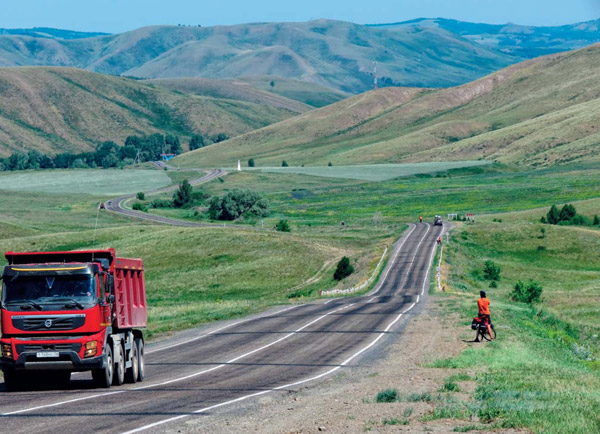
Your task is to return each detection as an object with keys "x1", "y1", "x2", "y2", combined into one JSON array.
[
  {"x1": 132, "y1": 202, "x2": 148, "y2": 212},
  {"x1": 334, "y1": 256, "x2": 354, "y2": 281},
  {"x1": 482, "y1": 260, "x2": 501, "y2": 281},
  {"x1": 510, "y1": 280, "x2": 543, "y2": 304},
  {"x1": 489, "y1": 280, "x2": 498, "y2": 288},
  {"x1": 281, "y1": 160, "x2": 288, "y2": 167},
  {"x1": 328, "y1": 162, "x2": 333, "y2": 167},
  {"x1": 151, "y1": 199, "x2": 172, "y2": 208},
  {"x1": 594, "y1": 214, "x2": 600, "y2": 226},
  {"x1": 136, "y1": 192, "x2": 145, "y2": 200},
  {"x1": 173, "y1": 179, "x2": 193, "y2": 208},
  {"x1": 376, "y1": 388, "x2": 399, "y2": 403},
  {"x1": 275, "y1": 219, "x2": 291, "y2": 232},
  {"x1": 248, "y1": 158, "x2": 255, "y2": 167},
  {"x1": 208, "y1": 189, "x2": 270, "y2": 221},
  {"x1": 546, "y1": 204, "x2": 560, "y2": 224}
]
